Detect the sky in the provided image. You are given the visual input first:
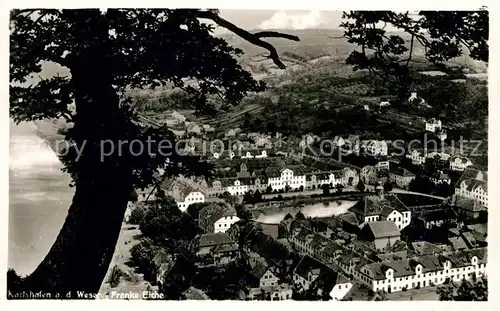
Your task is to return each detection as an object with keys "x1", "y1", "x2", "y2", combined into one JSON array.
[{"x1": 218, "y1": 10, "x2": 344, "y2": 31}]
